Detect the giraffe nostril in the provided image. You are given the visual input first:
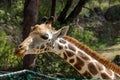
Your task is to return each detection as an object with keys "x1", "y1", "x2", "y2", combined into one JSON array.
[{"x1": 18, "y1": 45, "x2": 23, "y2": 49}]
